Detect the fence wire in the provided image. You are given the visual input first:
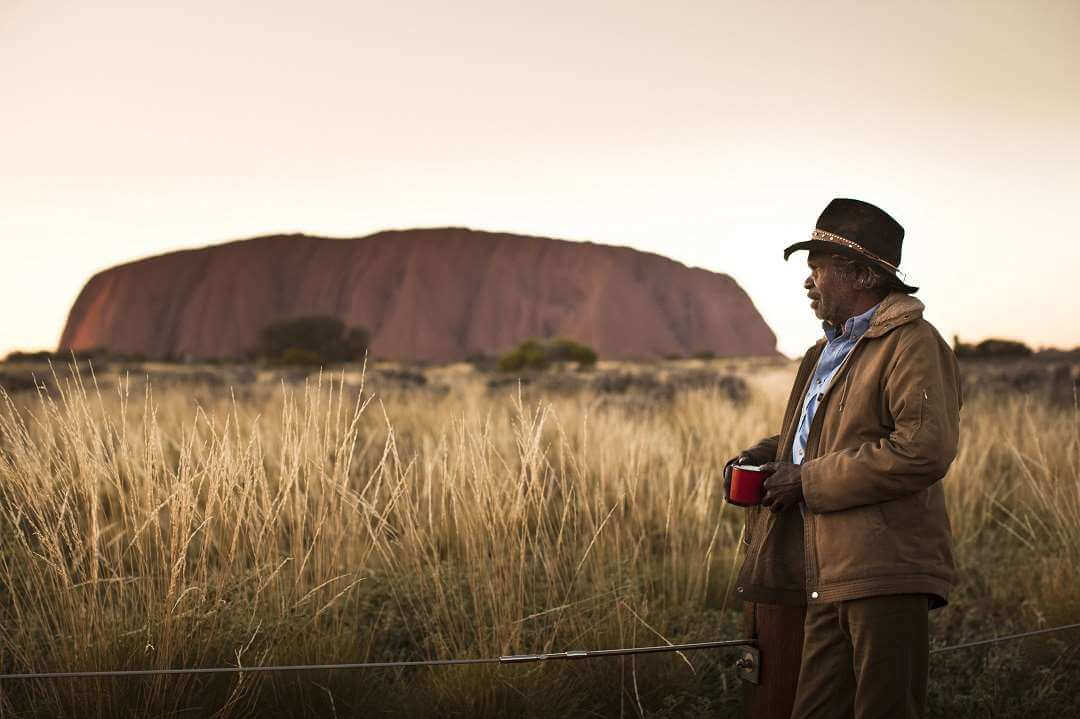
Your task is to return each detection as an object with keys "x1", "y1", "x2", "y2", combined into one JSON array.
[
  {"x1": 929, "y1": 621, "x2": 1080, "y2": 655},
  {"x1": 1, "y1": 623, "x2": 1078, "y2": 682}
]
